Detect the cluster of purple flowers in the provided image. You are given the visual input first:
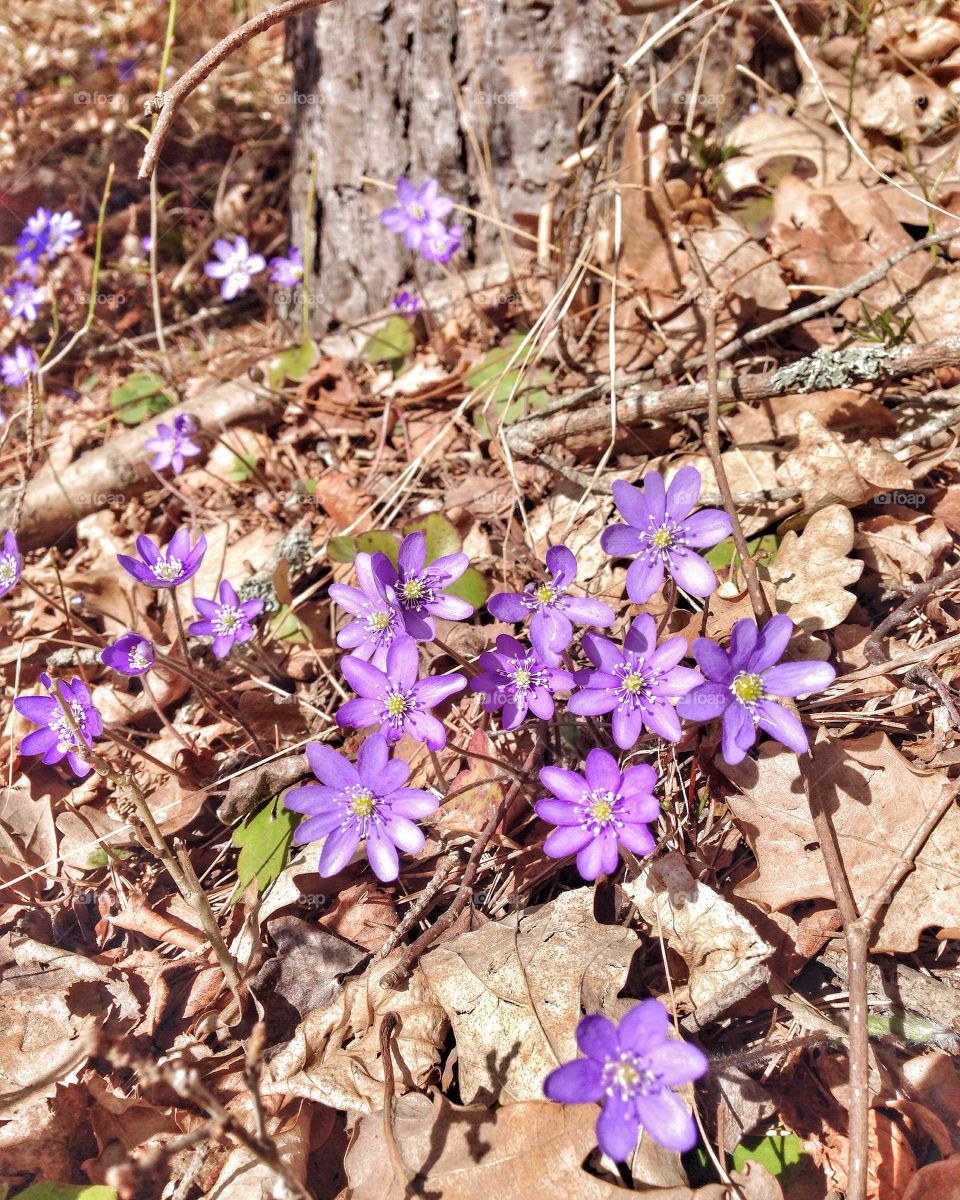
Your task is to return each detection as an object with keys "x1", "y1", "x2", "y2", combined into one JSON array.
[{"x1": 380, "y1": 177, "x2": 463, "y2": 265}]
